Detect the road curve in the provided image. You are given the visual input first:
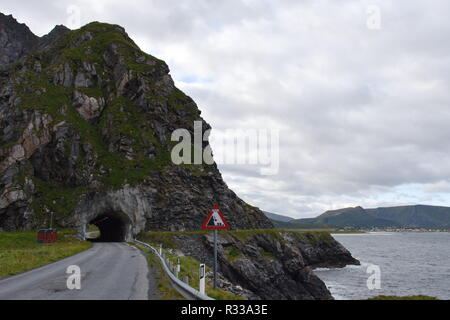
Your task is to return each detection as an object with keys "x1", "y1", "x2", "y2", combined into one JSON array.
[{"x1": 0, "y1": 243, "x2": 149, "y2": 300}]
